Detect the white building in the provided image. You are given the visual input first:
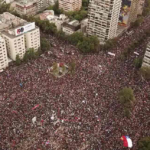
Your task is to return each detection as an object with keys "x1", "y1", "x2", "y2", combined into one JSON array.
[
  {"x1": 62, "y1": 20, "x2": 81, "y2": 35},
  {"x1": 48, "y1": 0, "x2": 57, "y2": 5},
  {"x1": 142, "y1": 42, "x2": 150, "y2": 68},
  {"x1": 0, "y1": 36, "x2": 8, "y2": 70},
  {"x1": 15, "y1": 0, "x2": 37, "y2": 16},
  {"x1": 38, "y1": 10, "x2": 69, "y2": 31},
  {"x1": 81, "y1": 18, "x2": 88, "y2": 34},
  {"x1": 59, "y1": 0, "x2": 82, "y2": 12},
  {"x1": 87, "y1": 0, "x2": 122, "y2": 44},
  {"x1": 36, "y1": 0, "x2": 50, "y2": 12},
  {"x1": 0, "y1": 12, "x2": 40, "y2": 61},
  {"x1": 1, "y1": 0, "x2": 14, "y2": 3}
]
